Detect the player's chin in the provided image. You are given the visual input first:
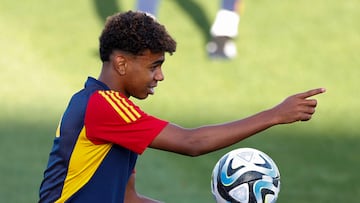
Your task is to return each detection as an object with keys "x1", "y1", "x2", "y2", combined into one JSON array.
[
  {"x1": 133, "y1": 92, "x2": 151, "y2": 100},
  {"x1": 132, "y1": 88, "x2": 155, "y2": 100}
]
